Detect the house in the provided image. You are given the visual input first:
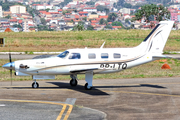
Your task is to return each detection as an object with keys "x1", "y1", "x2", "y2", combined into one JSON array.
[
  {"x1": 9, "y1": 19, "x2": 18, "y2": 26},
  {"x1": 119, "y1": 8, "x2": 130, "y2": 14},
  {"x1": 3, "y1": 11, "x2": 12, "y2": 17},
  {"x1": 112, "y1": 26, "x2": 122, "y2": 30},
  {"x1": 58, "y1": 9, "x2": 63, "y2": 13},
  {"x1": 123, "y1": 14, "x2": 131, "y2": 20},
  {"x1": 32, "y1": 4, "x2": 53, "y2": 10},
  {"x1": 1, "y1": 22, "x2": 10, "y2": 29},
  {"x1": 10, "y1": 27, "x2": 19, "y2": 32},
  {"x1": 79, "y1": 11, "x2": 88, "y2": 16},
  {"x1": 50, "y1": 19, "x2": 58, "y2": 24},
  {"x1": 58, "y1": 19, "x2": 66, "y2": 26},
  {"x1": 88, "y1": 14, "x2": 99, "y2": 21},
  {"x1": 65, "y1": 13, "x2": 71, "y2": 18},
  {"x1": 99, "y1": 15, "x2": 108, "y2": 20},
  {"x1": 83, "y1": 7, "x2": 97, "y2": 13}
]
